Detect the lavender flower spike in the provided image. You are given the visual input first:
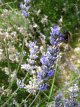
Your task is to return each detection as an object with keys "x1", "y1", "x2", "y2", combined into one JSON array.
[{"x1": 50, "y1": 25, "x2": 64, "y2": 45}]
